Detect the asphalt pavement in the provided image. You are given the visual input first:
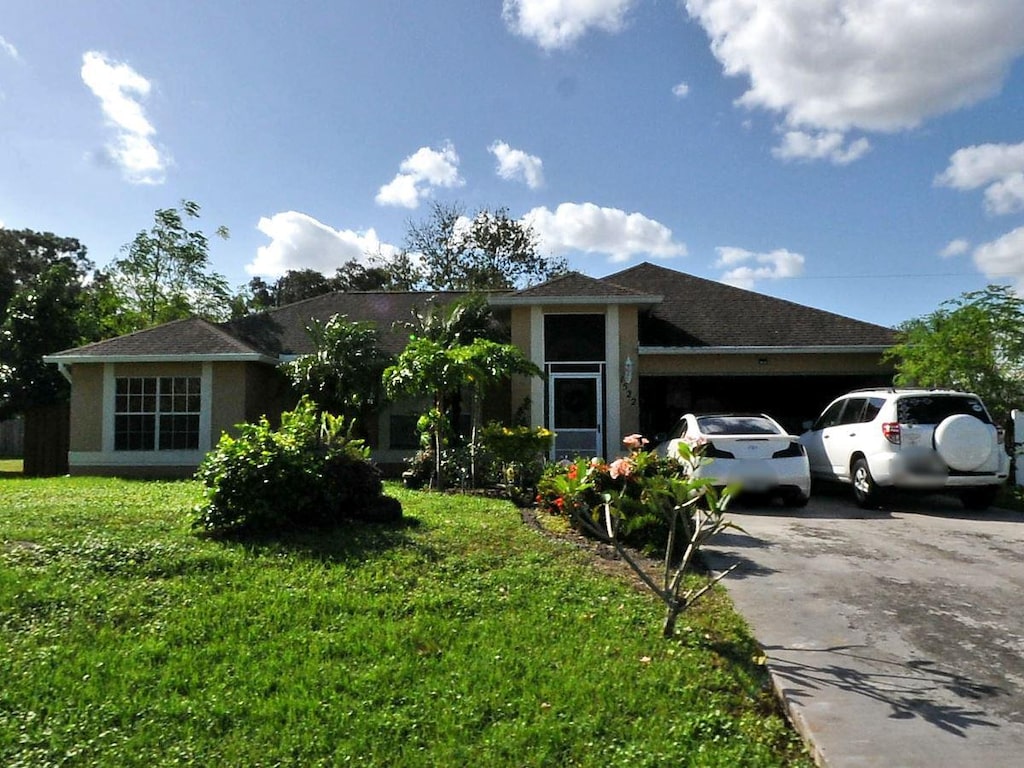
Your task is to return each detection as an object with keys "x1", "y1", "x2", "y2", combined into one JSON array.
[{"x1": 703, "y1": 487, "x2": 1024, "y2": 767}]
